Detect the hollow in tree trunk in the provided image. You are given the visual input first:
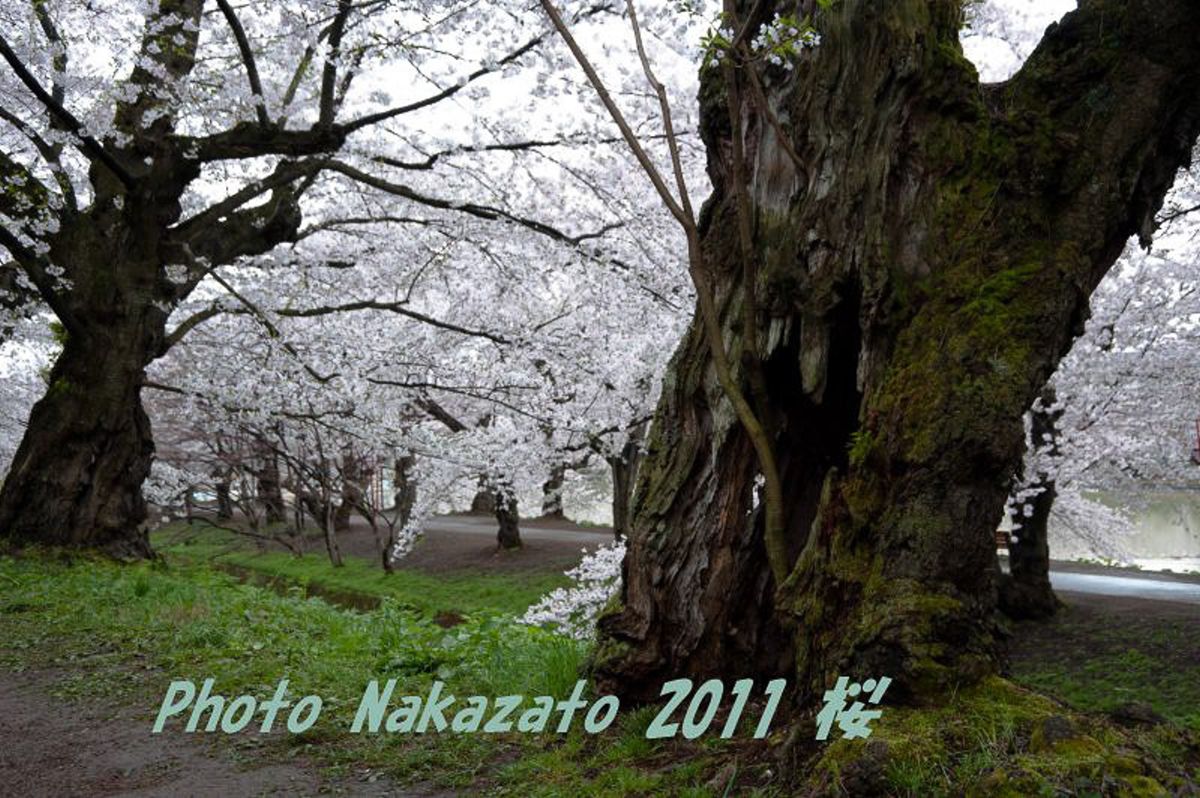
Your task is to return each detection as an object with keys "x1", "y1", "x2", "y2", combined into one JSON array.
[{"x1": 593, "y1": 0, "x2": 1200, "y2": 704}]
